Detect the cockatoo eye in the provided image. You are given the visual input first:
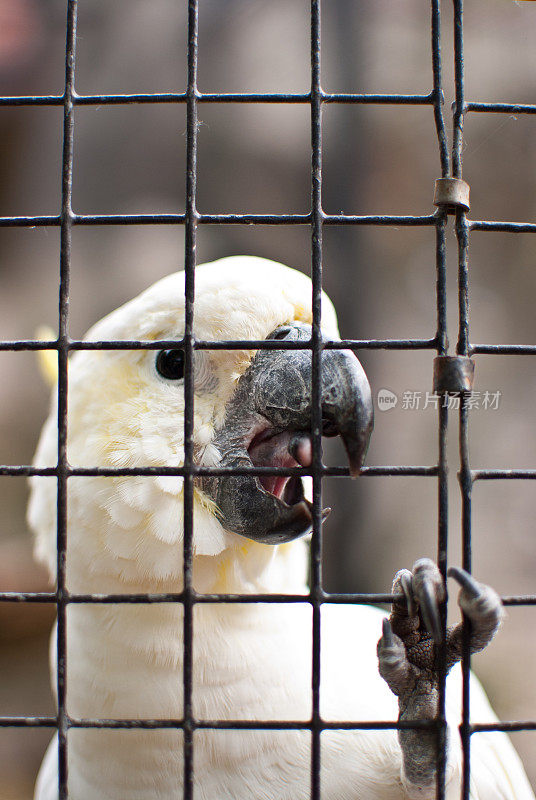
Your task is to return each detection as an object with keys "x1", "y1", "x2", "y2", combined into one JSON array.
[{"x1": 155, "y1": 348, "x2": 185, "y2": 381}]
